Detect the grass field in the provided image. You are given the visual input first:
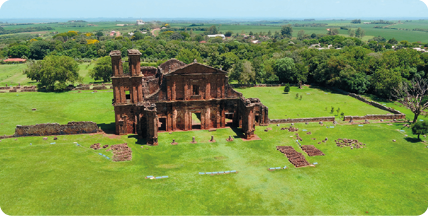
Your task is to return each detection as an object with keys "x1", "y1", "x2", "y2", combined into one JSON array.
[
  {"x1": 0, "y1": 63, "x2": 99, "y2": 87},
  {"x1": 235, "y1": 86, "x2": 390, "y2": 119},
  {"x1": 0, "y1": 87, "x2": 427, "y2": 215}
]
